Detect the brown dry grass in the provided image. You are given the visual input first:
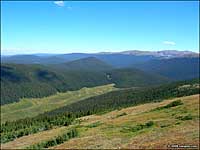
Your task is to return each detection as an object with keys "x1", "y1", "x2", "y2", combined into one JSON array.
[
  {"x1": 1, "y1": 94, "x2": 199, "y2": 149},
  {"x1": 52, "y1": 94, "x2": 199, "y2": 149}
]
